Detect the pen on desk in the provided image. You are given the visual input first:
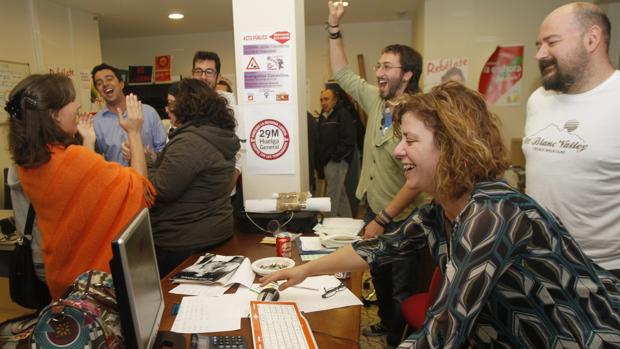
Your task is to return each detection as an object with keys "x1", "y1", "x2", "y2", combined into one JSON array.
[{"x1": 171, "y1": 302, "x2": 180, "y2": 316}]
